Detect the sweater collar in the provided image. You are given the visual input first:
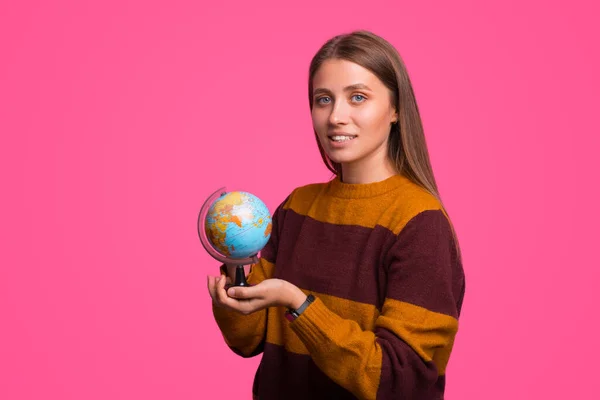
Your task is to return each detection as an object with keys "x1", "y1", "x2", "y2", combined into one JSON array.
[{"x1": 326, "y1": 174, "x2": 409, "y2": 199}]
